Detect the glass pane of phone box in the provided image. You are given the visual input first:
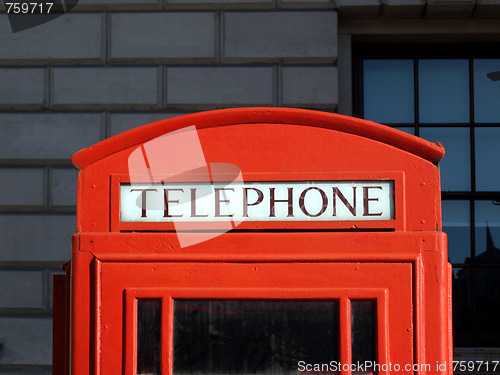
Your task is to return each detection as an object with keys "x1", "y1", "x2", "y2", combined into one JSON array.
[{"x1": 173, "y1": 299, "x2": 340, "y2": 375}]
